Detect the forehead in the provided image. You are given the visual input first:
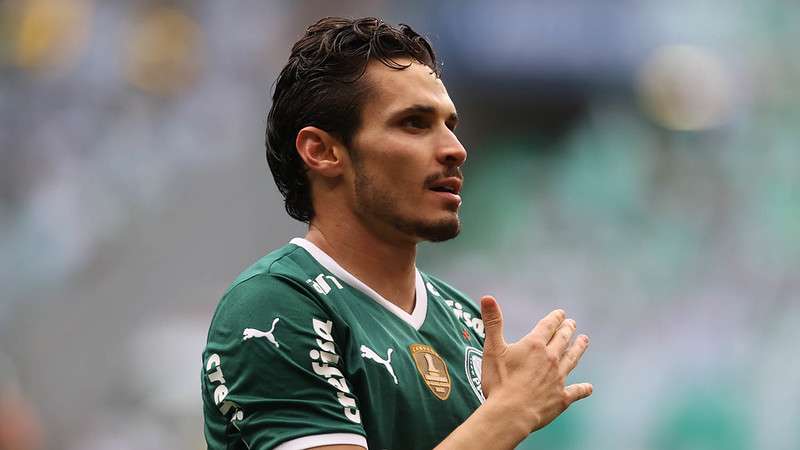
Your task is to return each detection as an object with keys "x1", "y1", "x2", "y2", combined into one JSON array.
[{"x1": 361, "y1": 58, "x2": 455, "y2": 118}]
